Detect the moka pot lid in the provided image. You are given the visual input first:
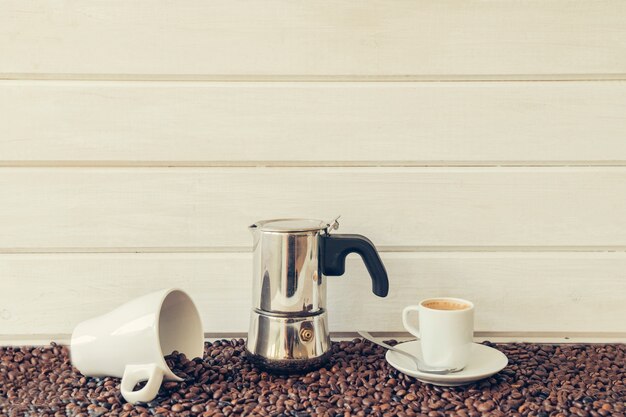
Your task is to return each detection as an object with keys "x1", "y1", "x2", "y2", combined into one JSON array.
[{"x1": 250, "y1": 217, "x2": 340, "y2": 233}]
